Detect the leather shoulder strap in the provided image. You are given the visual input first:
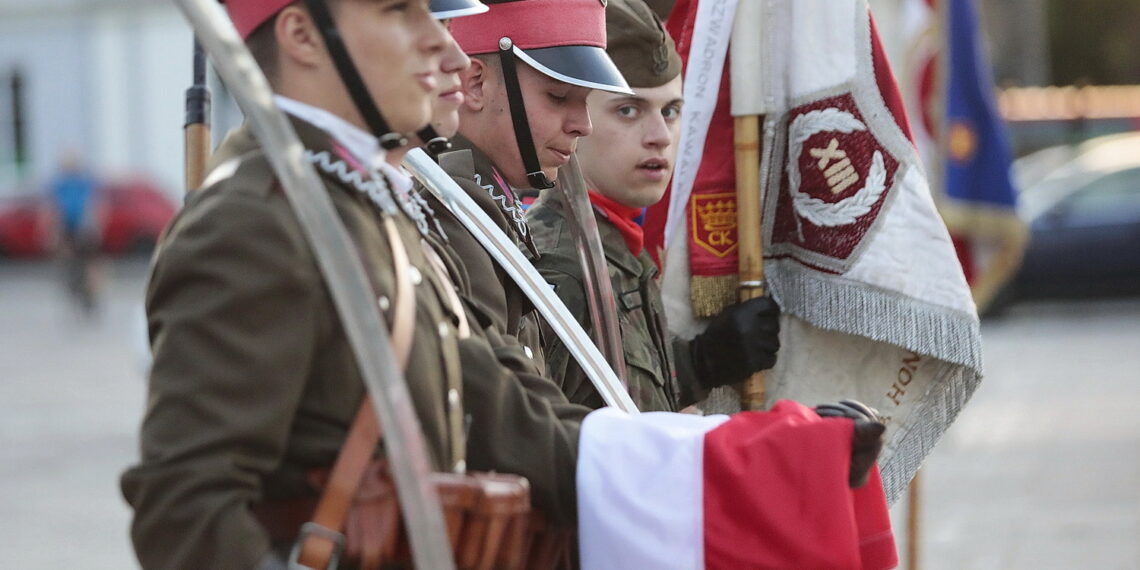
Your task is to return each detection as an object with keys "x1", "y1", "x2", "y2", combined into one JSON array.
[{"x1": 296, "y1": 216, "x2": 417, "y2": 569}]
